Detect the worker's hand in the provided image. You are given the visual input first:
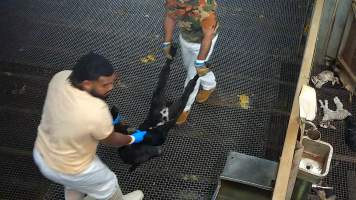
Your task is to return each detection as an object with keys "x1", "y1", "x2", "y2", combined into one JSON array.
[
  {"x1": 129, "y1": 130, "x2": 147, "y2": 144},
  {"x1": 112, "y1": 113, "x2": 122, "y2": 125},
  {"x1": 162, "y1": 42, "x2": 173, "y2": 60},
  {"x1": 195, "y1": 60, "x2": 210, "y2": 76}
]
